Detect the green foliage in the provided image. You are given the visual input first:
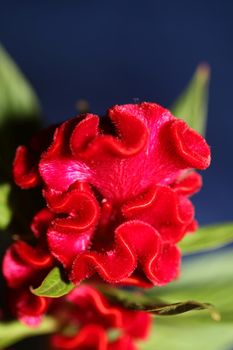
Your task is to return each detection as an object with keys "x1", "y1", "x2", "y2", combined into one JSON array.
[
  {"x1": 31, "y1": 266, "x2": 74, "y2": 298},
  {"x1": 0, "y1": 45, "x2": 42, "y2": 230},
  {"x1": 0, "y1": 44, "x2": 40, "y2": 122},
  {"x1": 101, "y1": 286, "x2": 218, "y2": 318},
  {"x1": 141, "y1": 249, "x2": 233, "y2": 350},
  {"x1": 171, "y1": 64, "x2": 210, "y2": 135},
  {"x1": 0, "y1": 44, "x2": 41, "y2": 178},
  {"x1": 179, "y1": 222, "x2": 233, "y2": 254},
  {"x1": 0, "y1": 317, "x2": 58, "y2": 348},
  {"x1": 141, "y1": 317, "x2": 233, "y2": 350},
  {"x1": 0, "y1": 183, "x2": 11, "y2": 229}
]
